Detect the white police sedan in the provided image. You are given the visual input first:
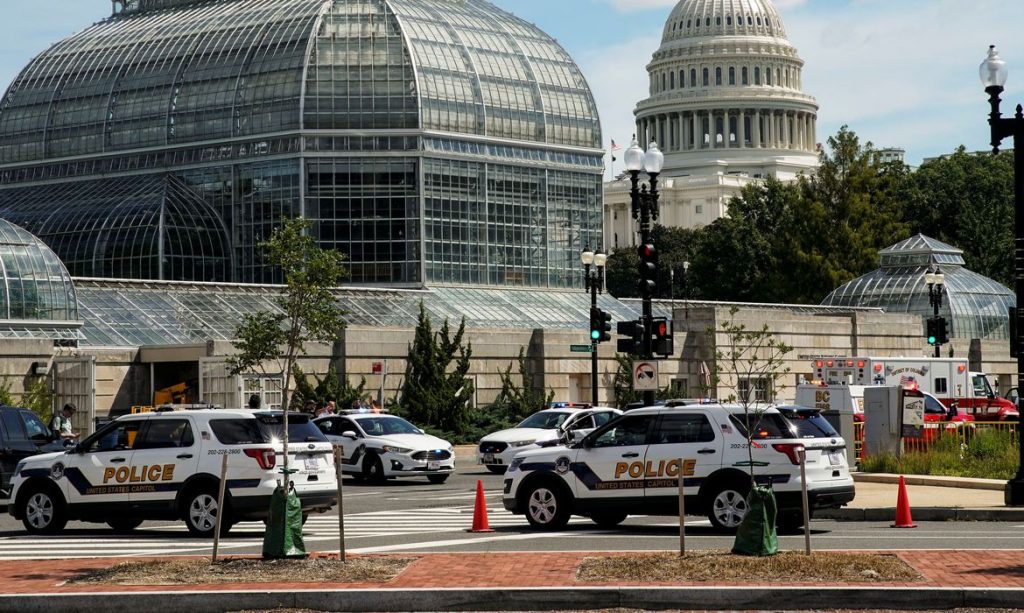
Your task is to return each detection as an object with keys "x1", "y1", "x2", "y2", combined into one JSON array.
[{"x1": 314, "y1": 413, "x2": 454, "y2": 484}]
